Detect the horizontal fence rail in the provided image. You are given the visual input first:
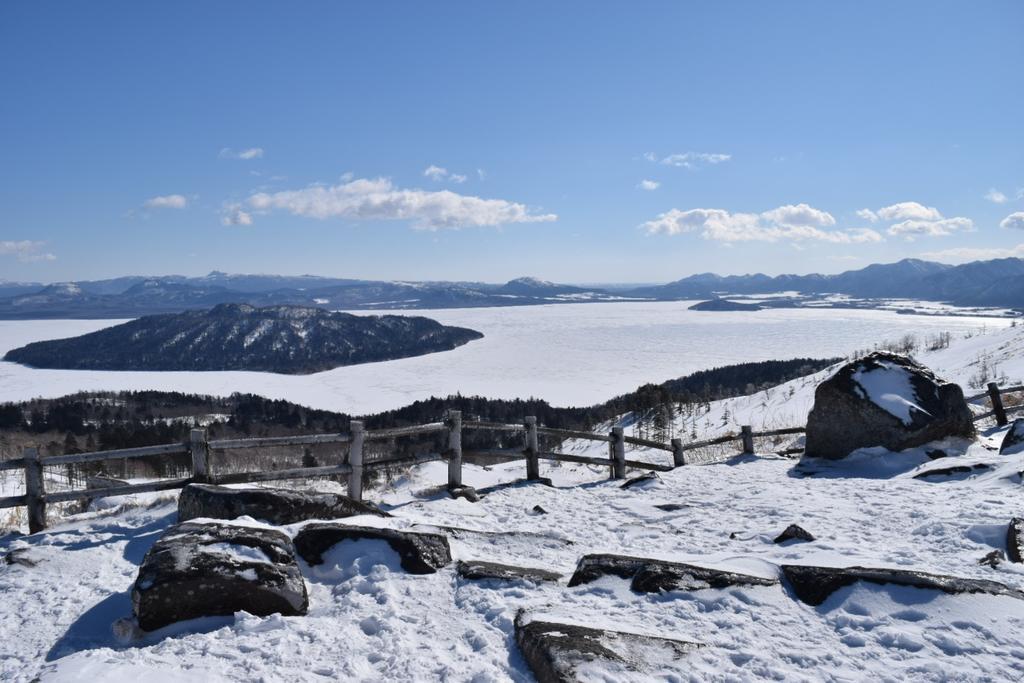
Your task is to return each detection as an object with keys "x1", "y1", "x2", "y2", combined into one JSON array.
[{"x1": 966, "y1": 382, "x2": 1022, "y2": 427}]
